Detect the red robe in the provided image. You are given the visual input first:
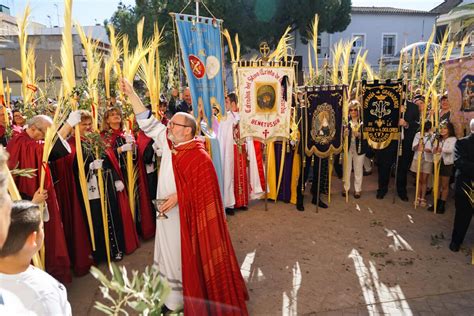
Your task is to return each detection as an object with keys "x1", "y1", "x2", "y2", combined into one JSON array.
[
  {"x1": 52, "y1": 137, "x2": 93, "y2": 276},
  {"x1": 136, "y1": 131, "x2": 156, "y2": 239},
  {"x1": 6, "y1": 132, "x2": 72, "y2": 283},
  {"x1": 233, "y1": 143, "x2": 249, "y2": 208},
  {"x1": 101, "y1": 129, "x2": 139, "y2": 254},
  {"x1": 172, "y1": 139, "x2": 249, "y2": 315},
  {"x1": 253, "y1": 141, "x2": 266, "y2": 191}
]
